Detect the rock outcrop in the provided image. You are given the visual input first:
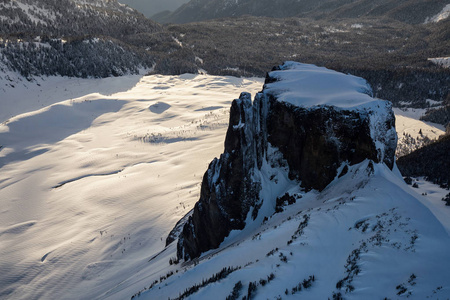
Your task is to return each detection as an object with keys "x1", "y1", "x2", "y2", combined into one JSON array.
[{"x1": 176, "y1": 62, "x2": 397, "y2": 260}]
